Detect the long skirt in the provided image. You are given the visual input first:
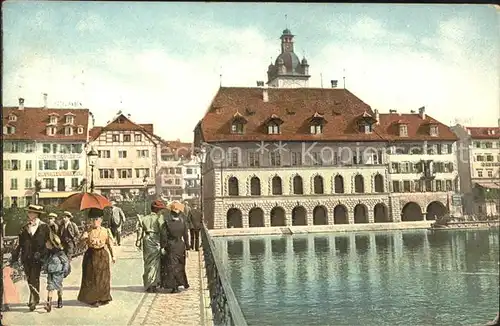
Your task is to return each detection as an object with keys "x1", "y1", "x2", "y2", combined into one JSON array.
[
  {"x1": 142, "y1": 234, "x2": 161, "y2": 289},
  {"x1": 163, "y1": 239, "x2": 189, "y2": 289},
  {"x1": 47, "y1": 272, "x2": 64, "y2": 291},
  {"x1": 77, "y1": 247, "x2": 112, "y2": 305}
]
